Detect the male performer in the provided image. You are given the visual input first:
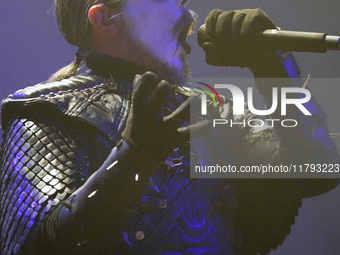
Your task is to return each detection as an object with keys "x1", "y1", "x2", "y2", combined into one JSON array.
[{"x1": 0, "y1": 0, "x2": 338, "y2": 254}]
